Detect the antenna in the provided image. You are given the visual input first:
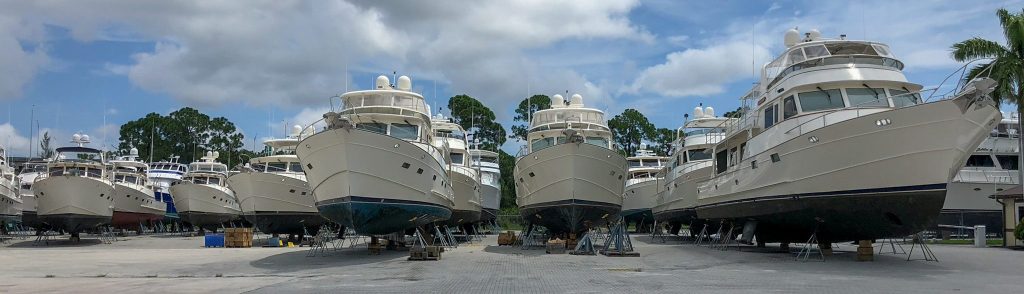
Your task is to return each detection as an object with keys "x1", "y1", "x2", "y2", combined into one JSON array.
[
  {"x1": 149, "y1": 119, "x2": 155, "y2": 163},
  {"x1": 28, "y1": 104, "x2": 34, "y2": 160}
]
